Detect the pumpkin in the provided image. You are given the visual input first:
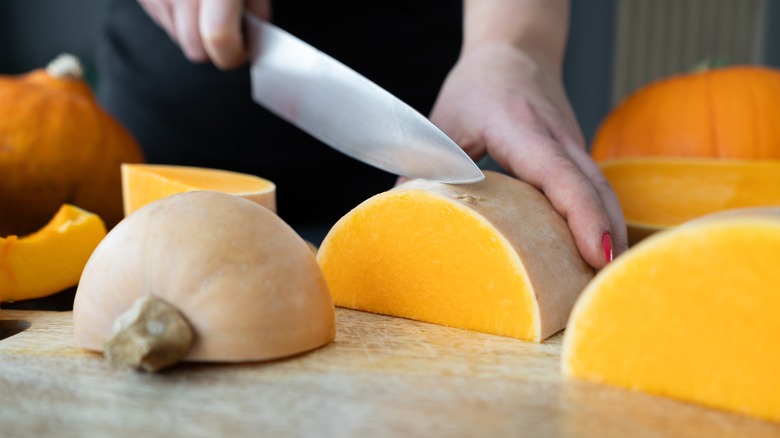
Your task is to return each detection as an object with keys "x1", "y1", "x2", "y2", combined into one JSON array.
[
  {"x1": 599, "y1": 158, "x2": 780, "y2": 245},
  {"x1": 561, "y1": 207, "x2": 780, "y2": 423},
  {"x1": 121, "y1": 163, "x2": 276, "y2": 216},
  {"x1": 73, "y1": 190, "x2": 335, "y2": 372},
  {"x1": 0, "y1": 204, "x2": 107, "y2": 303},
  {"x1": 316, "y1": 171, "x2": 594, "y2": 342},
  {"x1": 0, "y1": 54, "x2": 144, "y2": 237},
  {"x1": 590, "y1": 65, "x2": 780, "y2": 161}
]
